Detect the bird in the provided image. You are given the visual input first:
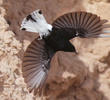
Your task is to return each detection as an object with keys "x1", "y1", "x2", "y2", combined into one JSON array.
[{"x1": 20, "y1": 9, "x2": 110, "y2": 94}]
